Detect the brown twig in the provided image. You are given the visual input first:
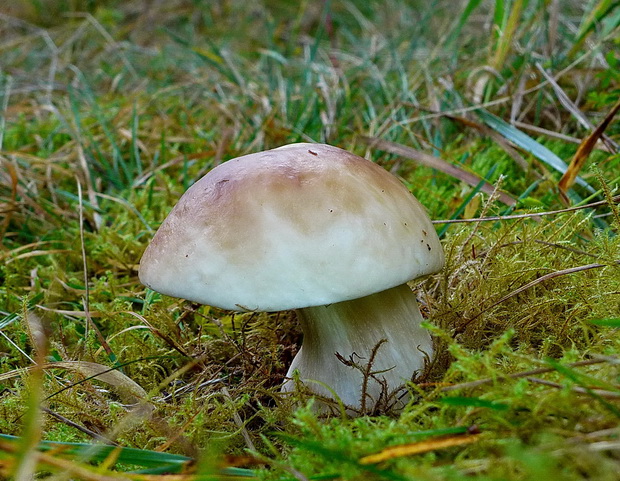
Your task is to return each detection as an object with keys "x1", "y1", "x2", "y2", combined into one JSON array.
[
  {"x1": 526, "y1": 377, "x2": 620, "y2": 399},
  {"x1": 458, "y1": 262, "x2": 610, "y2": 331},
  {"x1": 533, "y1": 240, "x2": 602, "y2": 259},
  {"x1": 335, "y1": 339, "x2": 404, "y2": 415},
  {"x1": 41, "y1": 406, "x2": 116, "y2": 445},
  {"x1": 360, "y1": 339, "x2": 387, "y2": 414},
  {"x1": 440, "y1": 357, "x2": 613, "y2": 392}
]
